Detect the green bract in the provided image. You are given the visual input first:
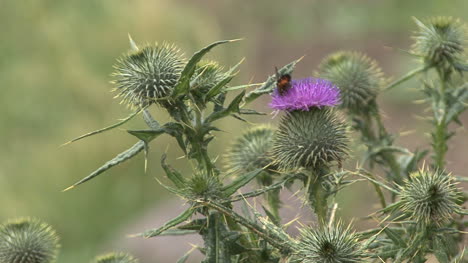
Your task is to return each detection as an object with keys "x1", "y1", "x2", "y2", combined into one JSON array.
[
  {"x1": 317, "y1": 51, "x2": 384, "y2": 114},
  {"x1": 397, "y1": 169, "x2": 462, "y2": 225},
  {"x1": 271, "y1": 109, "x2": 348, "y2": 170},
  {"x1": 0, "y1": 218, "x2": 59, "y2": 263},
  {"x1": 225, "y1": 125, "x2": 275, "y2": 175},
  {"x1": 112, "y1": 43, "x2": 185, "y2": 108},
  {"x1": 412, "y1": 17, "x2": 467, "y2": 72},
  {"x1": 94, "y1": 252, "x2": 139, "y2": 263},
  {"x1": 295, "y1": 222, "x2": 366, "y2": 263}
]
